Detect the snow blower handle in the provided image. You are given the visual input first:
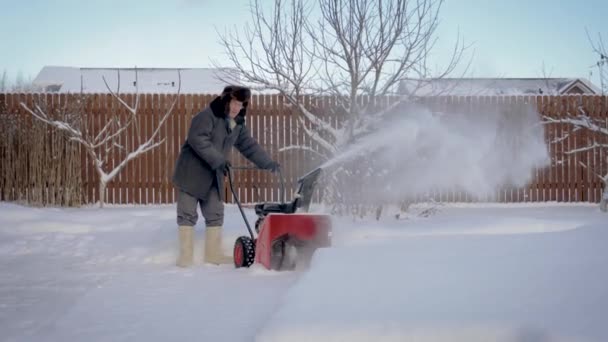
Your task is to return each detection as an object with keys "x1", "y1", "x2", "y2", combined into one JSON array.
[
  {"x1": 229, "y1": 166, "x2": 286, "y2": 204},
  {"x1": 226, "y1": 166, "x2": 255, "y2": 240},
  {"x1": 226, "y1": 165, "x2": 287, "y2": 240}
]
